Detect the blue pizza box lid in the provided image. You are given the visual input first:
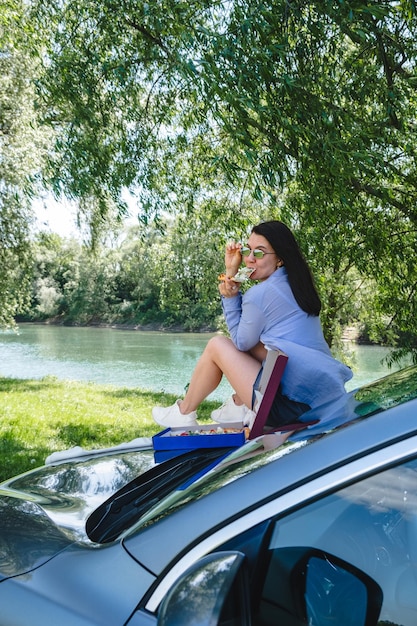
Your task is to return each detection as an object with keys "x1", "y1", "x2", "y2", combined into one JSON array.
[
  {"x1": 154, "y1": 448, "x2": 188, "y2": 462},
  {"x1": 152, "y1": 423, "x2": 246, "y2": 452}
]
